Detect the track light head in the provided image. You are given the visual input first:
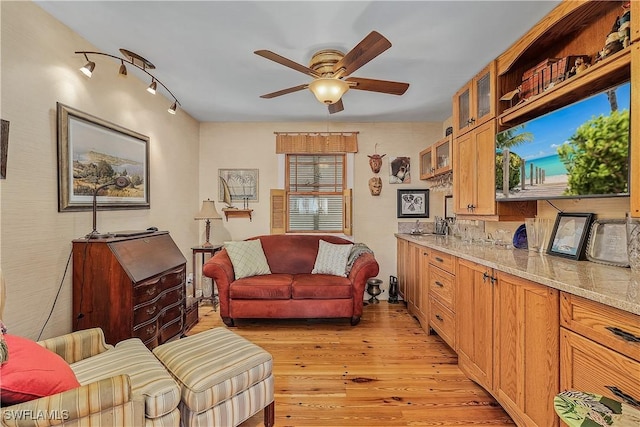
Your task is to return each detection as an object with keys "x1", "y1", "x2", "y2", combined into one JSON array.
[
  {"x1": 80, "y1": 60, "x2": 95, "y2": 77},
  {"x1": 168, "y1": 101, "x2": 177, "y2": 115},
  {"x1": 147, "y1": 80, "x2": 157, "y2": 95},
  {"x1": 118, "y1": 61, "x2": 127, "y2": 76}
]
